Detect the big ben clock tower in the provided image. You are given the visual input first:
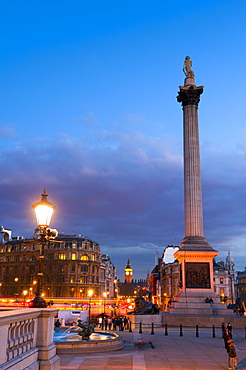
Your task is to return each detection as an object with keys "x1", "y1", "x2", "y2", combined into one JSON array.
[{"x1": 124, "y1": 259, "x2": 133, "y2": 283}]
